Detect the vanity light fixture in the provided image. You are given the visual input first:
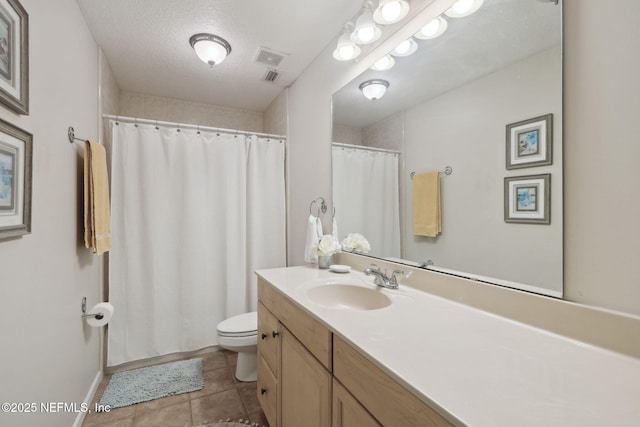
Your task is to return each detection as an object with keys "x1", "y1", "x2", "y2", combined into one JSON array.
[
  {"x1": 359, "y1": 79, "x2": 390, "y2": 100},
  {"x1": 390, "y1": 37, "x2": 418, "y2": 57},
  {"x1": 189, "y1": 33, "x2": 232, "y2": 66},
  {"x1": 370, "y1": 54, "x2": 395, "y2": 71},
  {"x1": 414, "y1": 16, "x2": 448, "y2": 40},
  {"x1": 333, "y1": 24, "x2": 362, "y2": 61},
  {"x1": 444, "y1": 0, "x2": 484, "y2": 18},
  {"x1": 351, "y1": 1, "x2": 382, "y2": 45},
  {"x1": 373, "y1": 0, "x2": 410, "y2": 25}
]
